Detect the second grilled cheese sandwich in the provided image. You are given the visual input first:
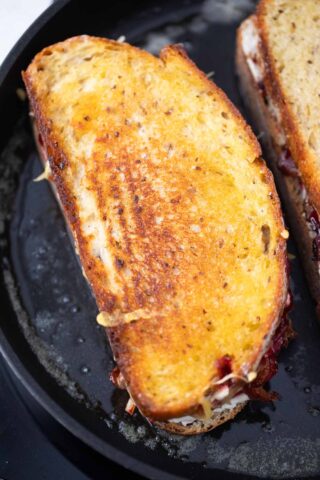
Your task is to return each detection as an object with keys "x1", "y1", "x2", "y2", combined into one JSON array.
[{"x1": 236, "y1": 0, "x2": 320, "y2": 314}]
